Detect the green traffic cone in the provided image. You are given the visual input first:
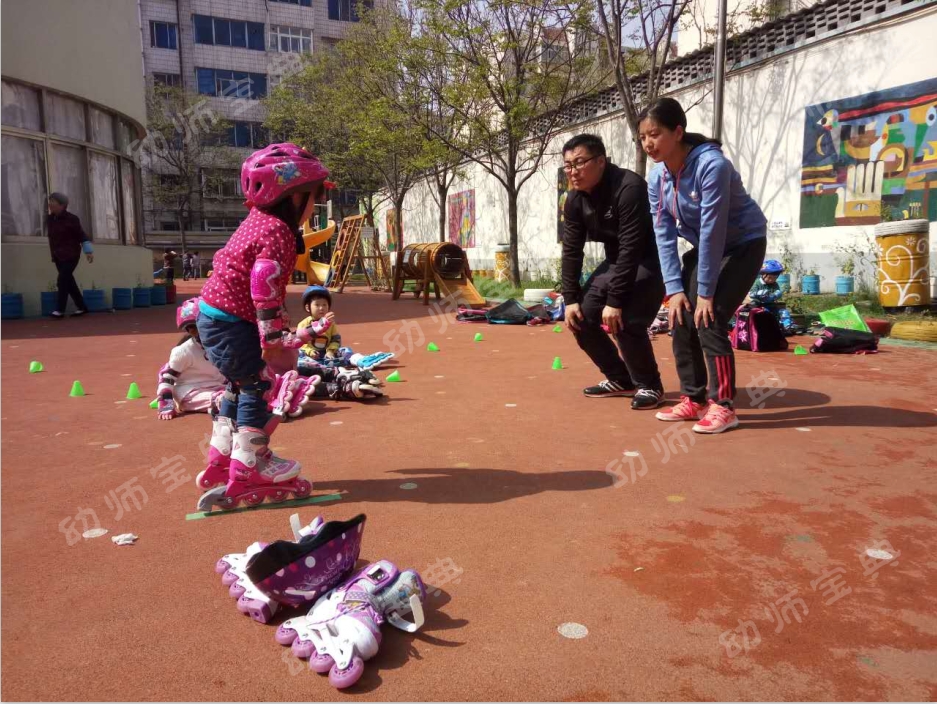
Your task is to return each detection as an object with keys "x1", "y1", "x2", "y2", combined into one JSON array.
[
  {"x1": 69, "y1": 380, "x2": 86, "y2": 397},
  {"x1": 386, "y1": 370, "x2": 401, "y2": 382},
  {"x1": 553, "y1": 325, "x2": 563, "y2": 333},
  {"x1": 474, "y1": 332, "x2": 483, "y2": 342},
  {"x1": 126, "y1": 382, "x2": 143, "y2": 400},
  {"x1": 794, "y1": 345, "x2": 808, "y2": 355},
  {"x1": 552, "y1": 356, "x2": 563, "y2": 370},
  {"x1": 149, "y1": 398, "x2": 160, "y2": 409},
  {"x1": 427, "y1": 342, "x2": 440, "y2": 352},
  {"x1": 28, "y1": 360, "x2": 43, "y2": 373}
]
